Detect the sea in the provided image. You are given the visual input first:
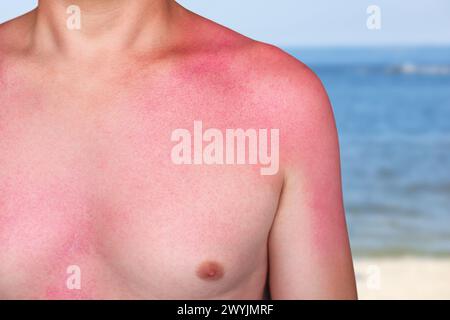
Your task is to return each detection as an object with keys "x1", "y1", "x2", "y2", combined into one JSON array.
[{"x1": 287, "y1": 47, "x2": 450, "y2": 257}]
